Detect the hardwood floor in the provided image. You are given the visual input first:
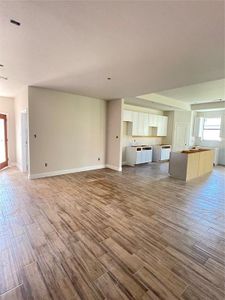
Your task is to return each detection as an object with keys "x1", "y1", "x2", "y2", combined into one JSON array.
[{"x1": 0, "y1": 163, "x2": 224, "y2": 300}]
